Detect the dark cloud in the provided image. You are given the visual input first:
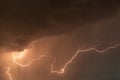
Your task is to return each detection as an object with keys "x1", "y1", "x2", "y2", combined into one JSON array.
[
  {"x1": 0, "y1": 0, "x2": 119, "y2": 50},
  {"x1": 0, "y1": 0, "x2": 120, "y2": 52}
]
